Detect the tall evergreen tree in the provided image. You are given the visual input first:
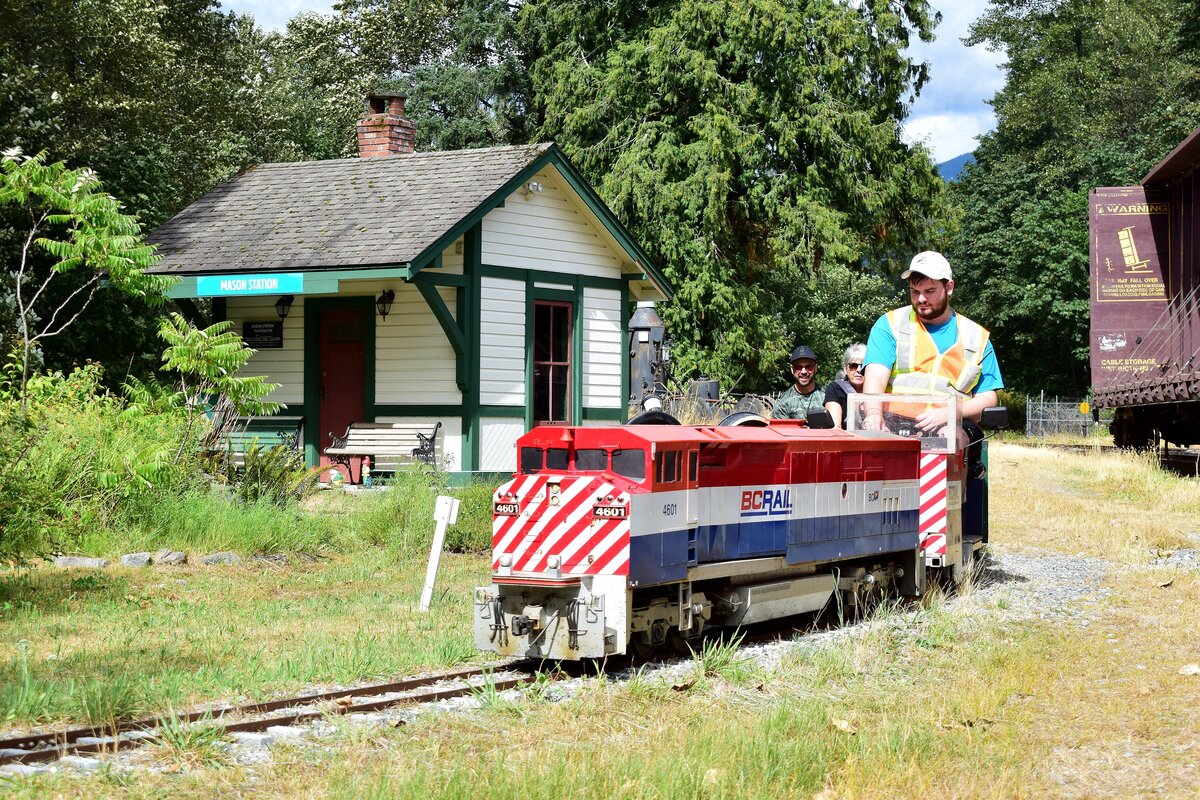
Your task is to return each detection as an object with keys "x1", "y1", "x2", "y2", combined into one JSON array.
[{"x1": 521, "y1": 0, "x2": 948, "y2": 390}]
